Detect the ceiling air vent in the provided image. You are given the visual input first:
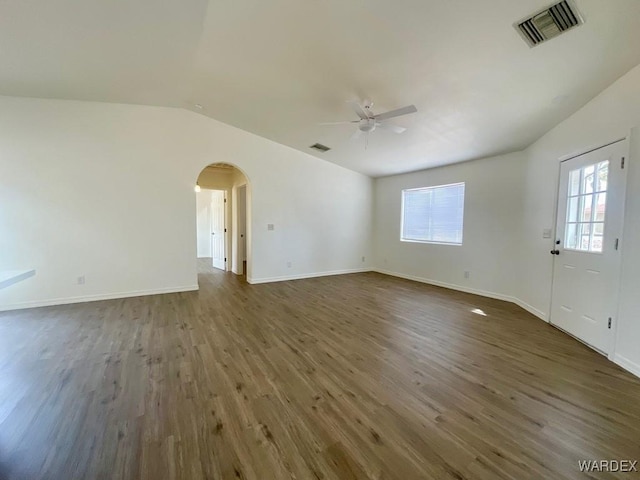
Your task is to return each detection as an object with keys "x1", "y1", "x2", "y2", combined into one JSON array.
[
  {"x1": 310, "y1": 143, "x2": 331, "y2": 153},
  {"x1": 516, "y1": 0, "x2": 584, "y2": 47}
]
